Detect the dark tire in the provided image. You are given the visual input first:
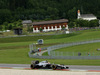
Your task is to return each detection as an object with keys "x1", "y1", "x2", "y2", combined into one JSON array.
[
  {"x1": 31, "y1": 60, "x2": 39, "y2": 64},
  {"x1": 66, "y1": 67, "x2": 69, "y2": 69},
  {"x1": 30, "y1": 64, "x2": 35, "y2": 69},
  {"x1": 35, "y1": 61, "x2": 39, "y2": 64},
  {"x1": 52, "y1": 65, "x2": 57, "y2": 70}
]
